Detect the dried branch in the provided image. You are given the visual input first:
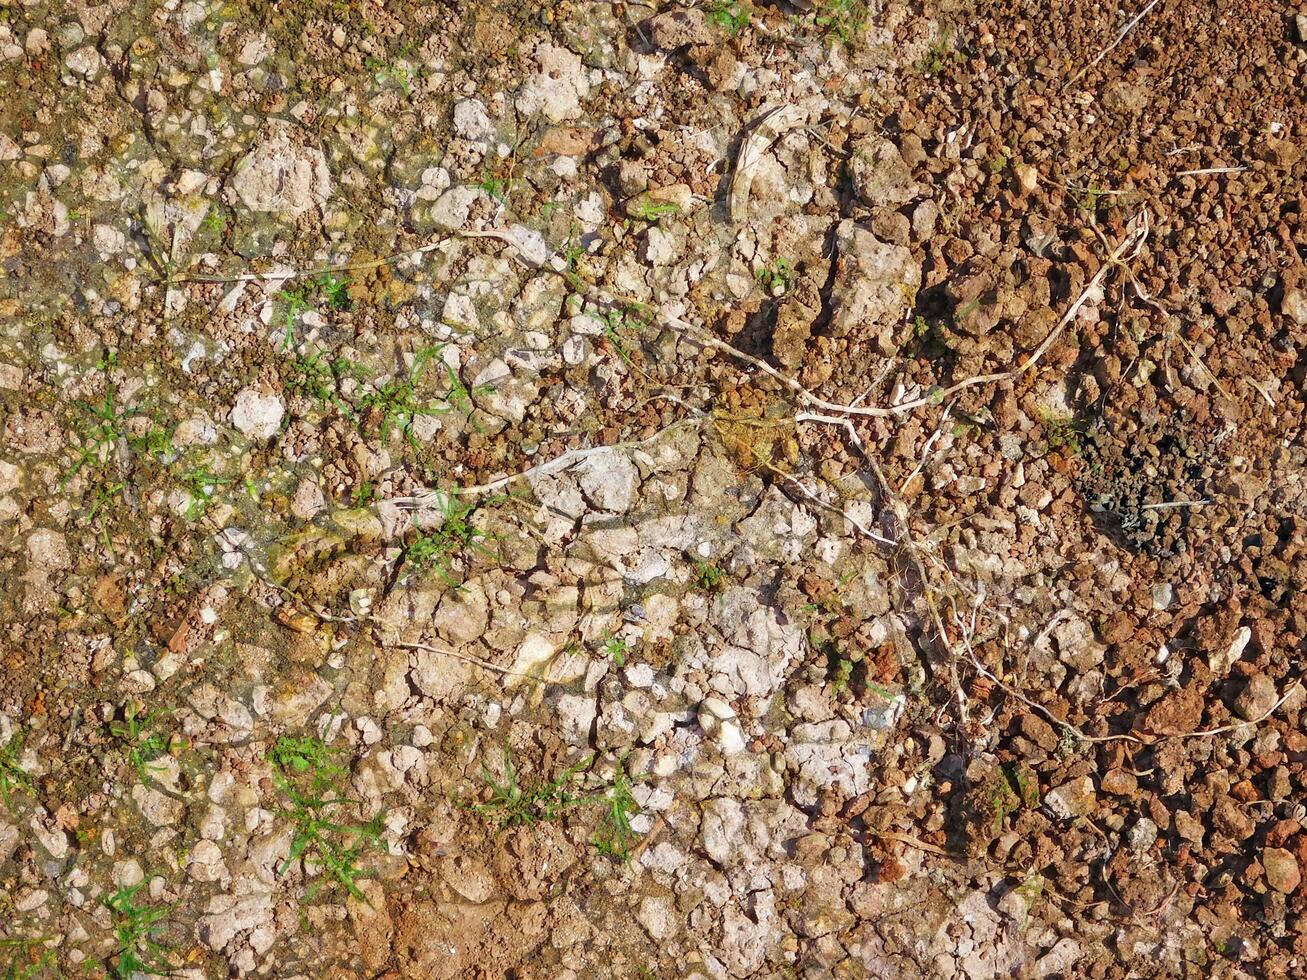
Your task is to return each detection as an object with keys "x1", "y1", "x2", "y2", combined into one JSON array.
[{"x1": 1064, "y1": 0, "x2": 1161, "y2": 91}]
